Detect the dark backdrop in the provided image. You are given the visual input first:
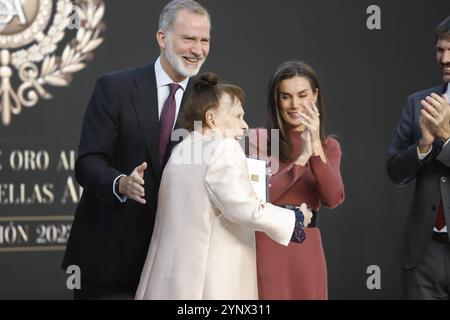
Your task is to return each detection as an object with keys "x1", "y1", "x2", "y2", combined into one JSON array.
[{"x1": 0, "y1": 0, "x2": 449, "y2": 299}]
